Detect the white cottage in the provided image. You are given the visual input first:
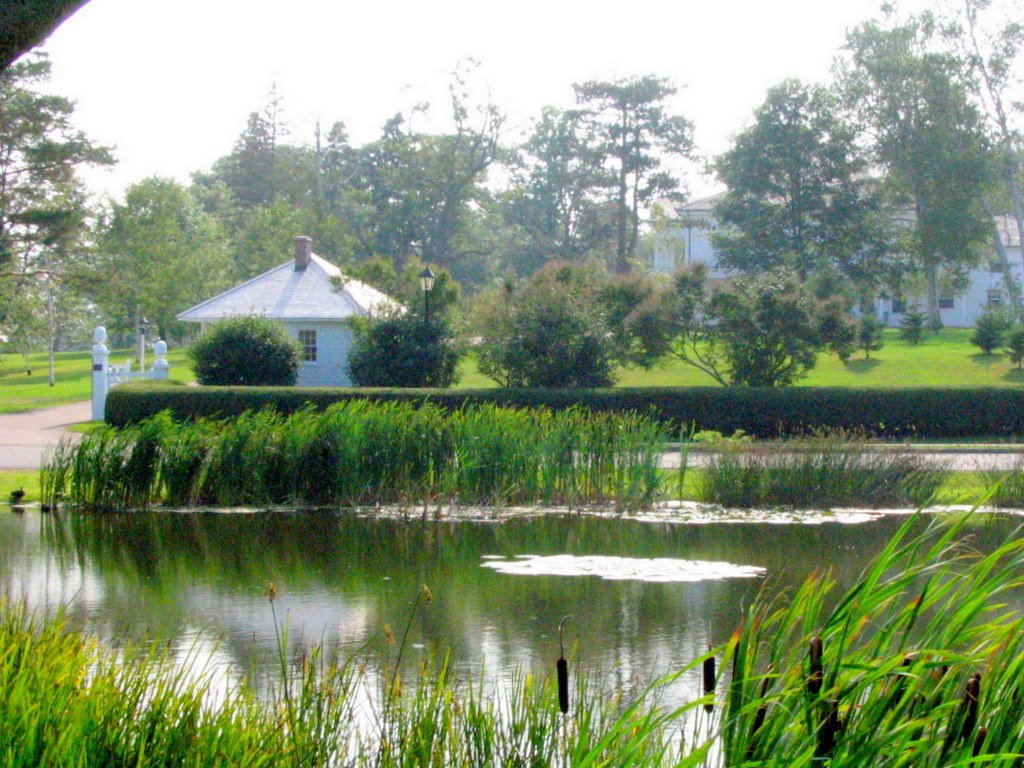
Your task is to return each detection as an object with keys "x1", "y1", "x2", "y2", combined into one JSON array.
[{"x1": 177, "y1": 236, "x2": 398, "y2": 386}]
